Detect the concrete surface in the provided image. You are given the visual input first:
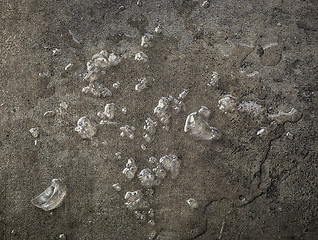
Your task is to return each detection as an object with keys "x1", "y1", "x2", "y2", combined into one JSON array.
[{"x1": 0, "y1": 0, "x2": 317, "y2": 239}]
